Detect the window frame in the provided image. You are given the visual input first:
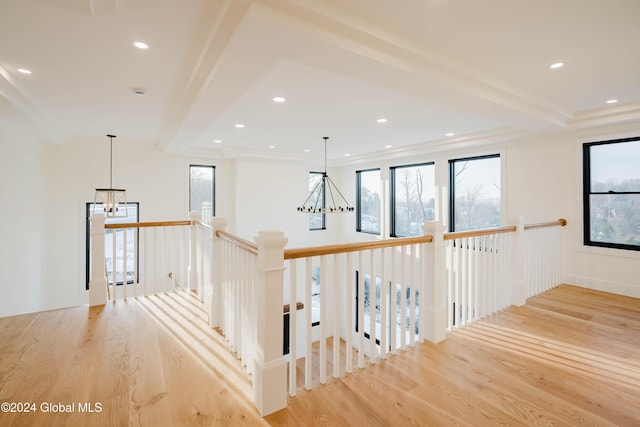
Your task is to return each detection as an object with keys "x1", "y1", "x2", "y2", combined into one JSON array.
[
  {"x1": 389, "y1": 161, "x2": 435, "y2": 237},
  {"x1": 308, "y1": 171, "x2": 326, "y2": 231},
  {"x1": 583, "y1": 136, "x2": 640, "y2": 252},
  {"x1": 356, "y1": 168, "x2": 381, "y2": 235},
  {"x1": 189, "y1": 164, "x2": 215, "y2": 220},
  {"x1": 448, "y1": 154, "x2": 501, "y2": 232},
  {"x1": 85, "y1": 202, "x2": 140, "y2": 290}
]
